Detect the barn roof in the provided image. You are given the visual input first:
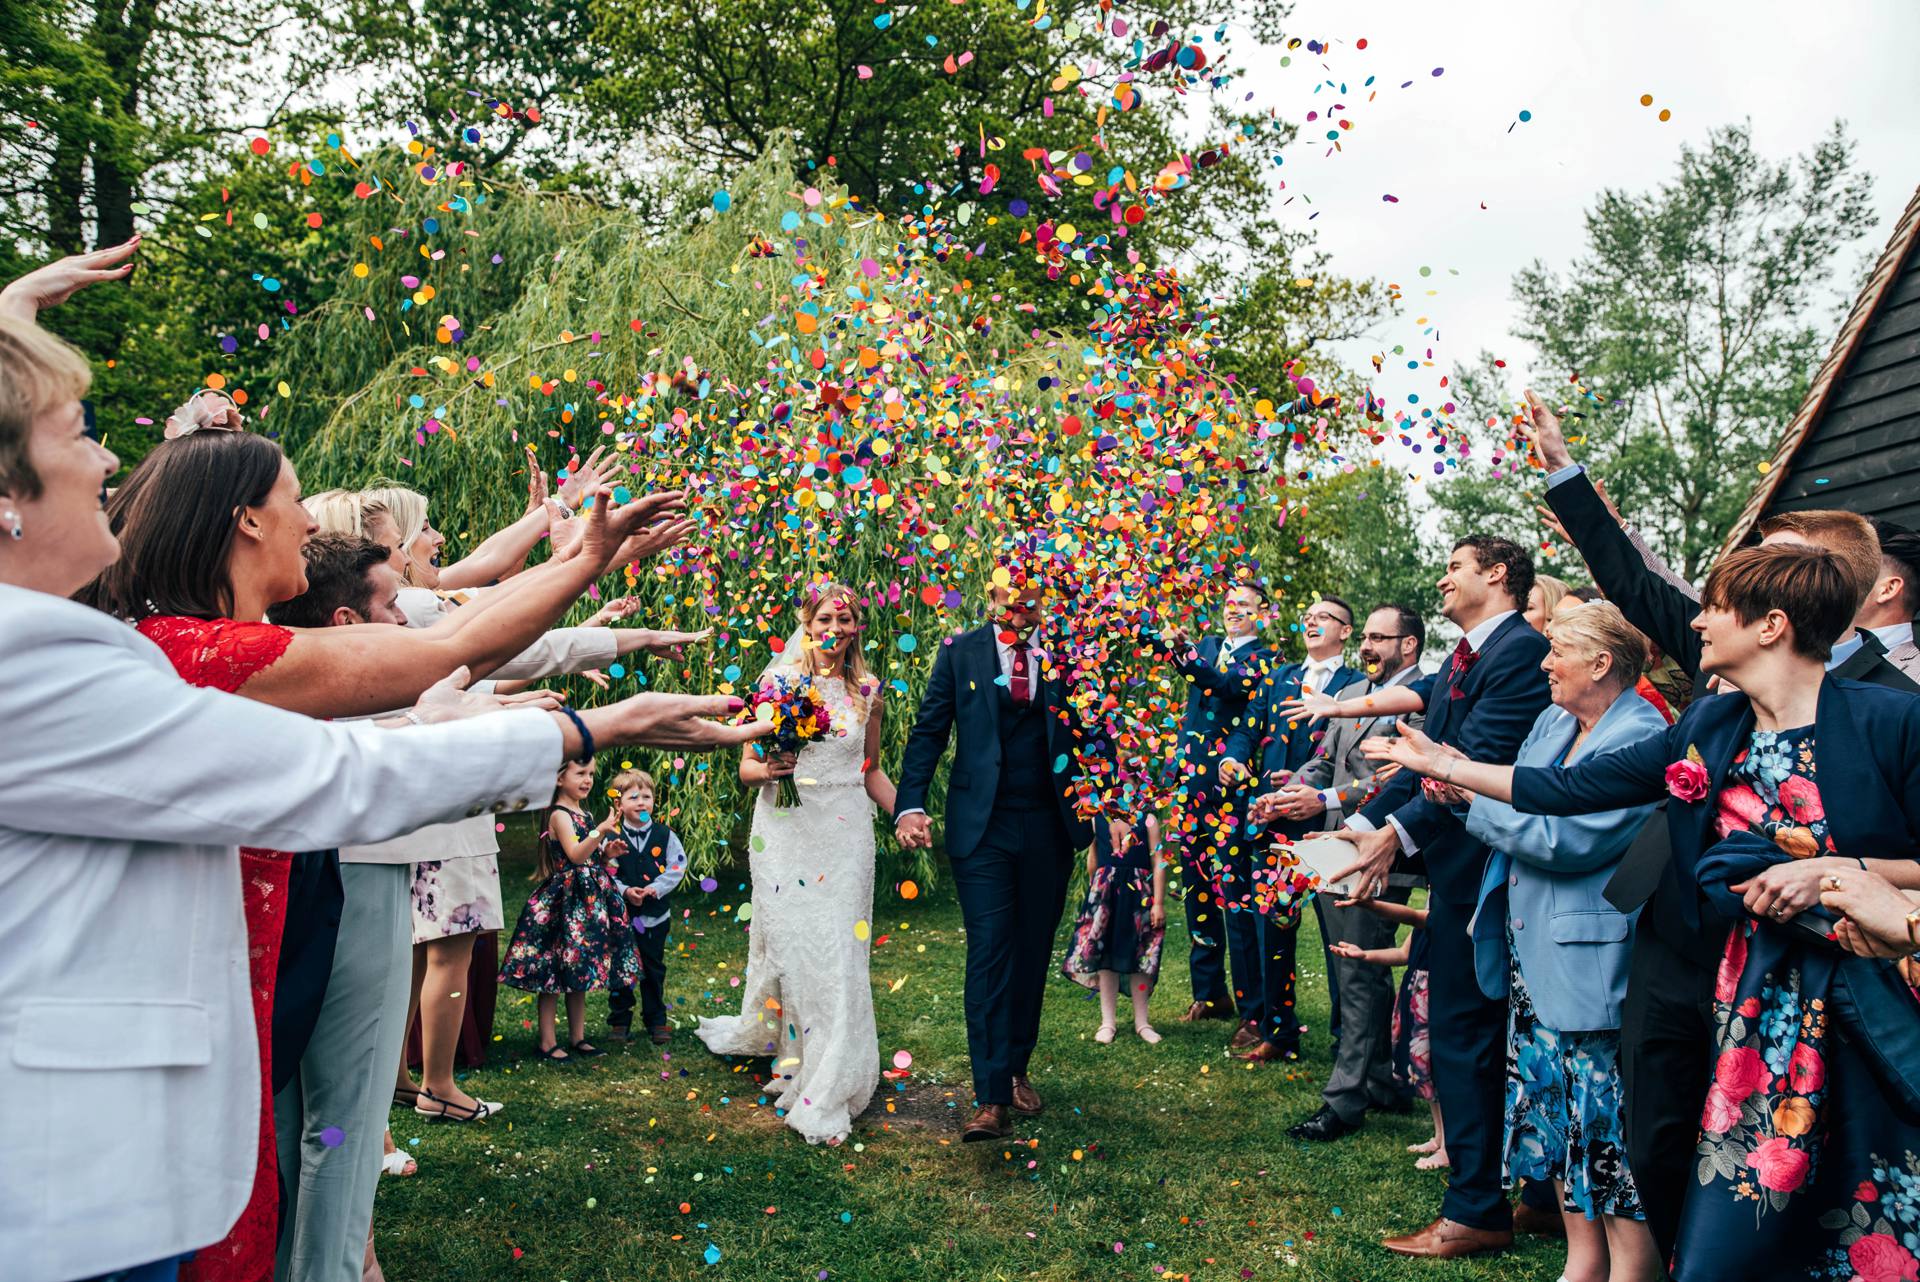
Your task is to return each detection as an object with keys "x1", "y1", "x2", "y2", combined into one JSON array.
[{"x1": 1720, "y1": 182, "x2": 1920, "y2": 553}]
